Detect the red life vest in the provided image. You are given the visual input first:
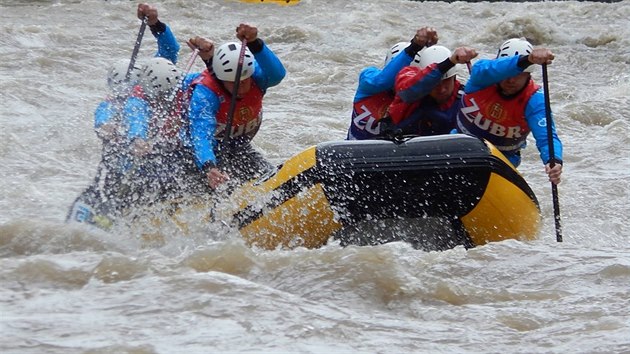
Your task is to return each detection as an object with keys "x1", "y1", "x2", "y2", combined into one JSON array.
[
  {"x1": 384, "y1": 65, "x2": 462, "y2": 136},
  {"x1": 190, "y1": 70, "x2": 264, "y2": 143},
  {"x1": 350, "y1": 90, "x2": 395, "y2": 137},
  {"x1": 457, "y1": 80, "x2": 539, "y2": 152},
  {"x1": 163, "y1": 89, "x2": 189, "y2": 141}
]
